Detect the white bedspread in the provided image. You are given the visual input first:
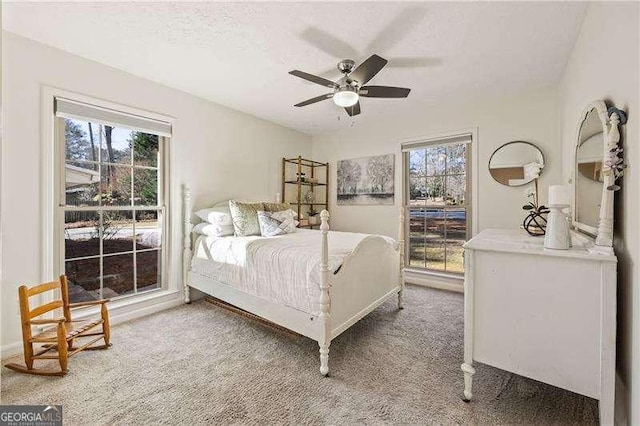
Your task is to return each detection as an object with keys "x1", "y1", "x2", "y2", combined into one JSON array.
[{"x1": 190, "y1": 229, "x2": 398, "y2": 315}]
